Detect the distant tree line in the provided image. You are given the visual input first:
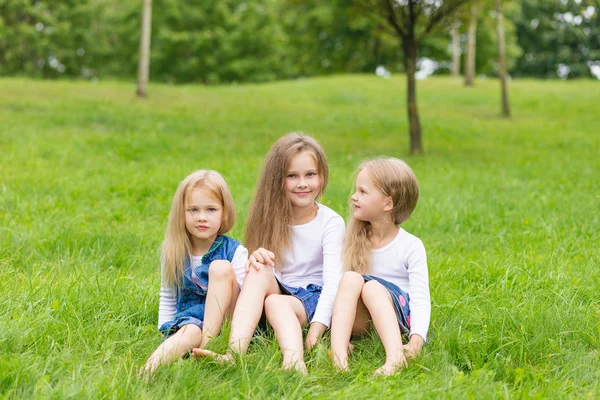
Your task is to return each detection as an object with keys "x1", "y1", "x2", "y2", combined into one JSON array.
[{"x1": 0, "y1": 0, "x2": 598, "y2": 83}]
